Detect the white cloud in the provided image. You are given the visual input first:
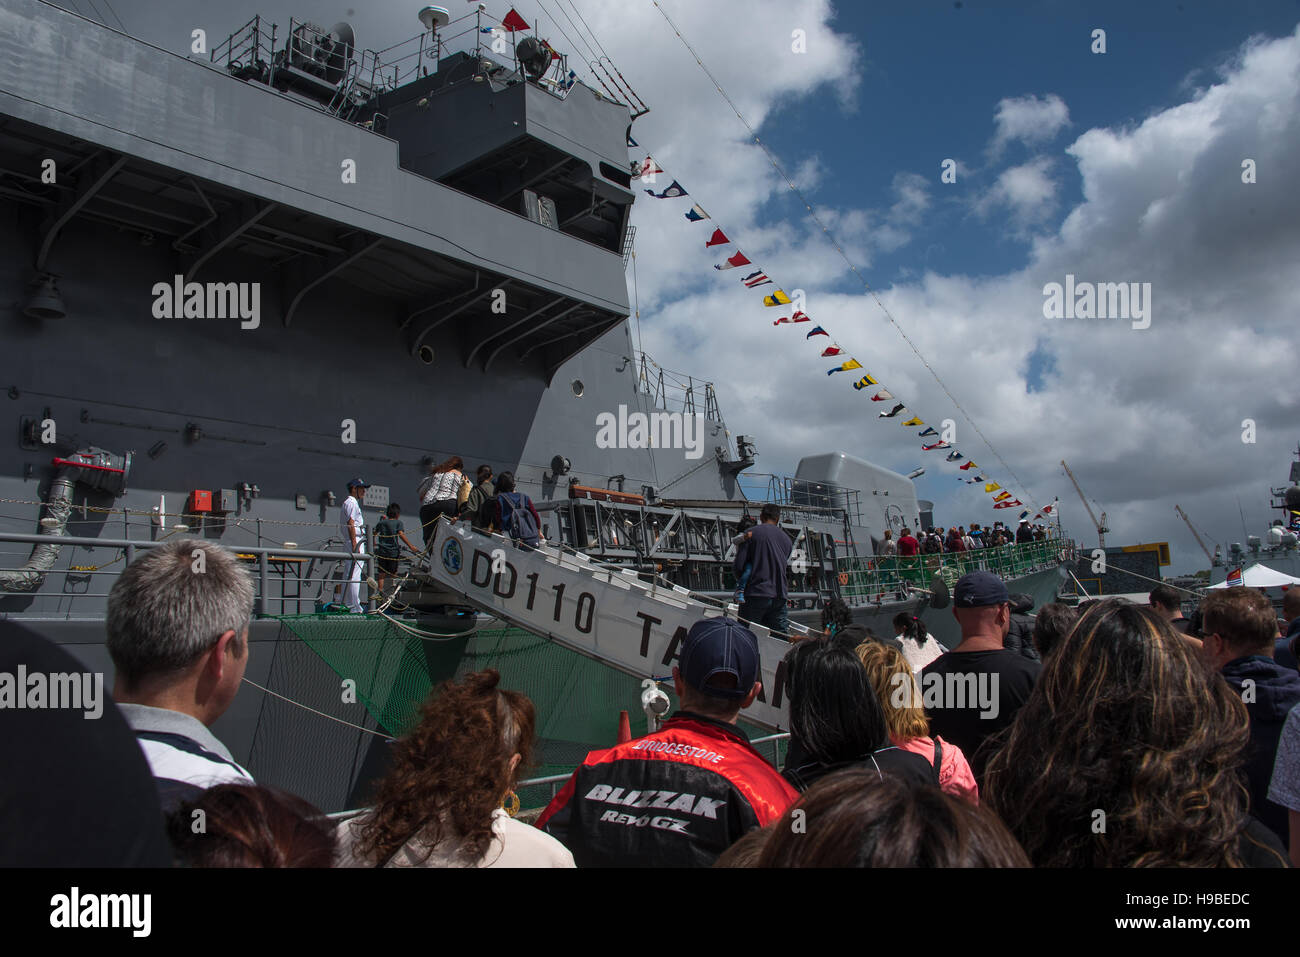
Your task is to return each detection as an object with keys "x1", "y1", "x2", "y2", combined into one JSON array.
[
  {"x1": 989, "y1": 93, "x2": 1071, "y2": 156},
  {"x1": 973, "y1": 156, "x2": 1058, "y2": 228},
  {"x1": 621, "y1": 16, "x2": 1300, "y2": 571}
]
